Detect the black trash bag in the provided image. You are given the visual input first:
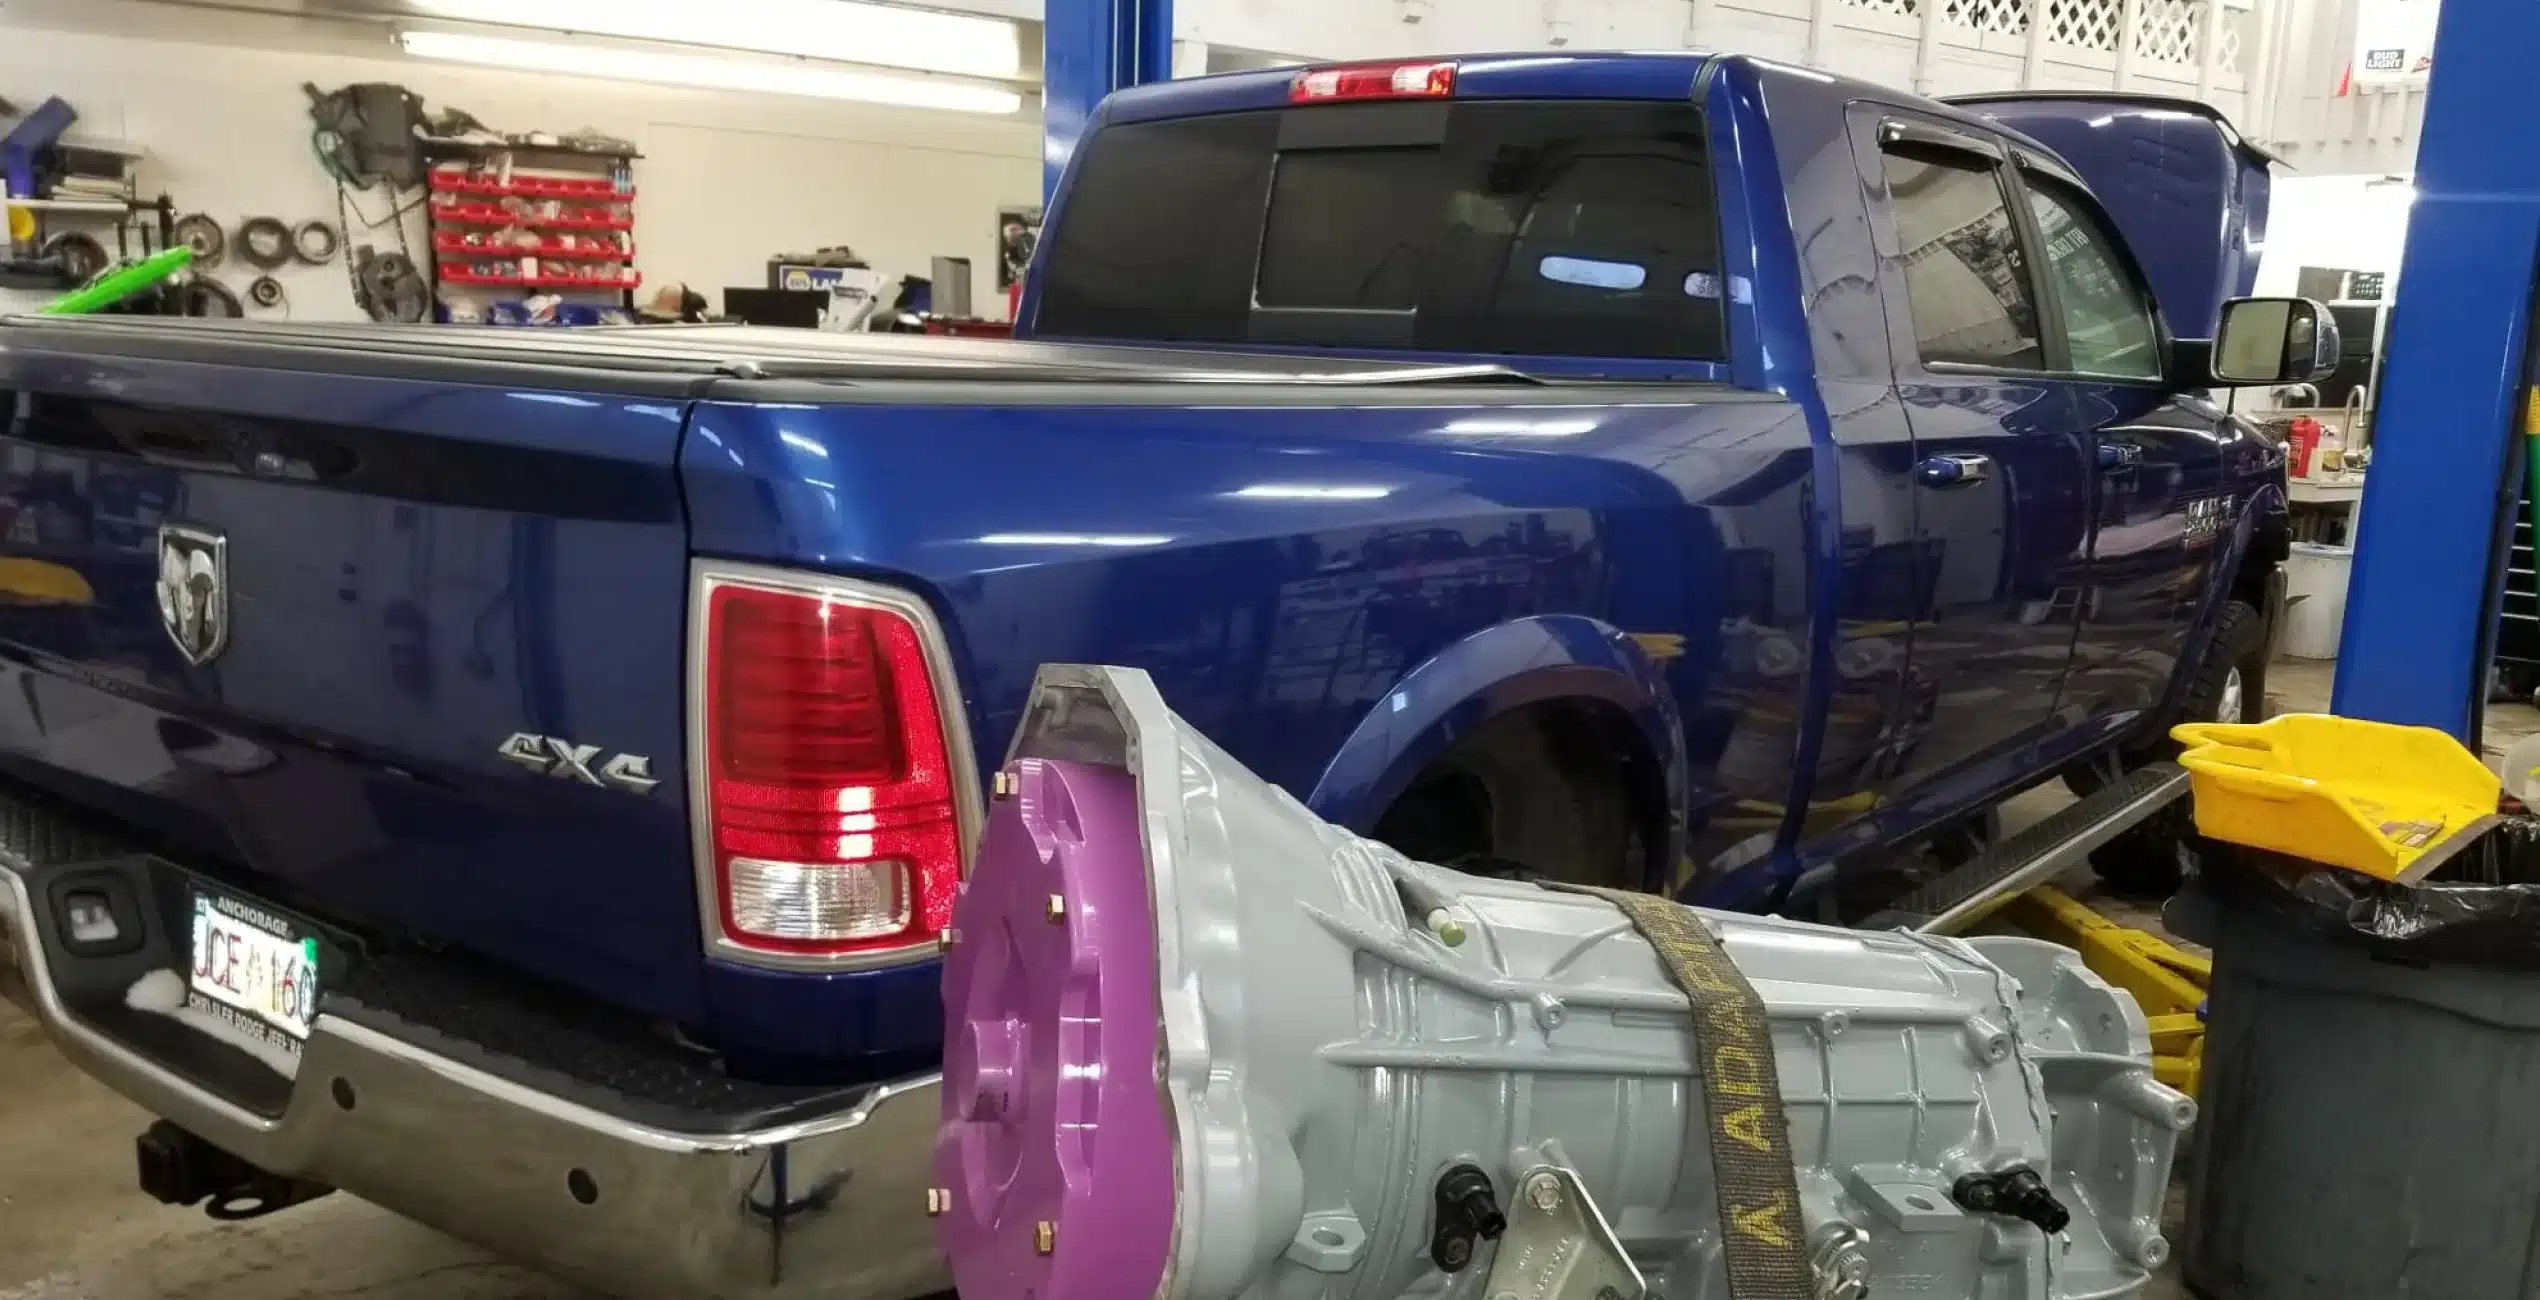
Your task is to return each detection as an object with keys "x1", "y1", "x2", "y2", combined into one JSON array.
[{"x1": 2189, "y1": 819, "x2": 2540, "y2": 970}]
